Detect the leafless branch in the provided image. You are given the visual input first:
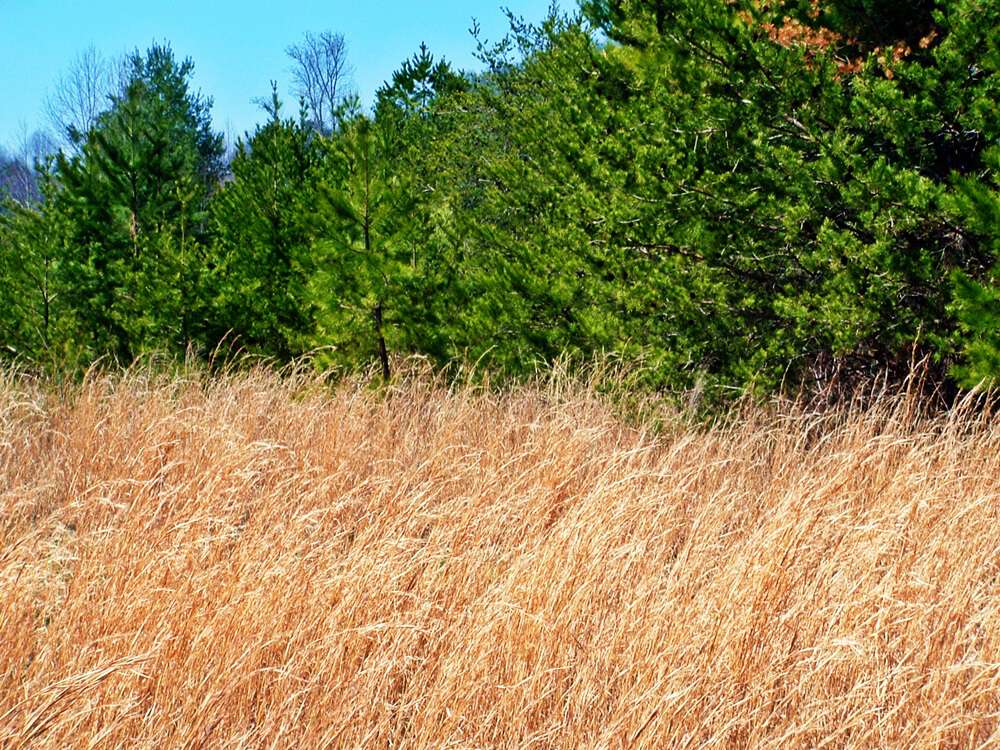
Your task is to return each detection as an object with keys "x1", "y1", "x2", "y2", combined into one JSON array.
[
  {"x1": 45, "y1": 46, "x2": 127, "y2": 150},
  {"x1": 286, "y1": 31, "x2": 355, "y2": 133}
]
